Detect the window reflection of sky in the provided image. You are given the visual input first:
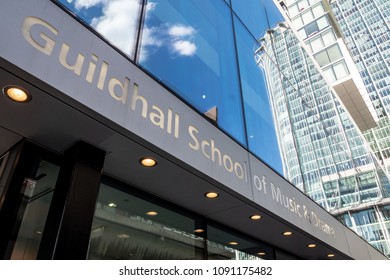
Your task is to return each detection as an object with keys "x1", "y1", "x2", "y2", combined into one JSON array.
[
  {"x1": 140, "y1": 0, "x2": 246, "y2": 146},
  {"x1": 57, "y1": 0, "x2": 284, "y2": 174}
]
